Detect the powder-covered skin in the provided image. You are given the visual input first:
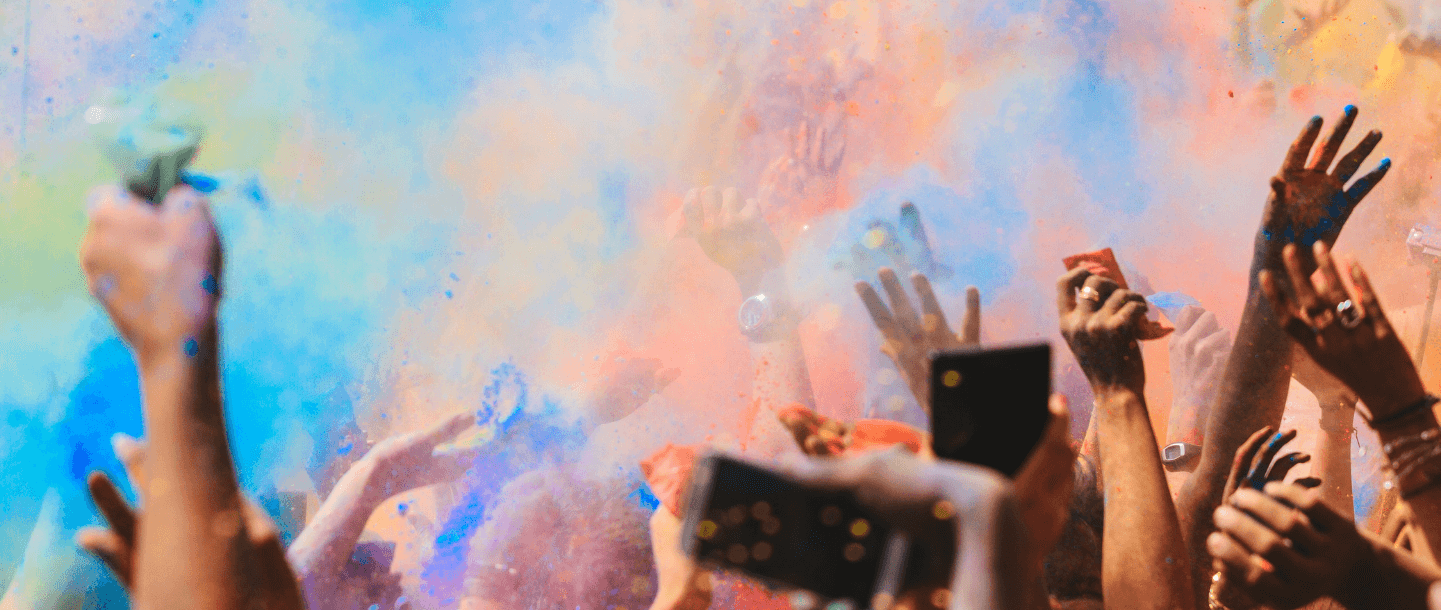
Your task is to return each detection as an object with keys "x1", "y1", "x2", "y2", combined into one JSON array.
[{"x1": 4, "y1": 0, "x2": 1441, "y2": 605}]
